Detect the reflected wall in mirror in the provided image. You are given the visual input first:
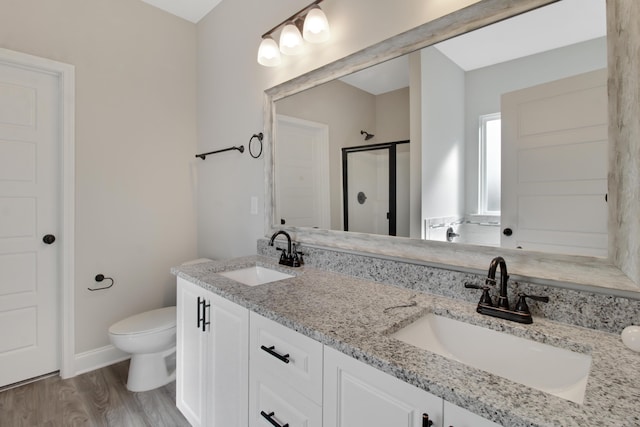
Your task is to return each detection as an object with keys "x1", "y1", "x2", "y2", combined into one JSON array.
[
  {"x1": 274, "y1": 0, "x2": 607, "y2": 258},
  {"x1": 264, "y1": 0, "x2": 640, "y2": 294}
]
